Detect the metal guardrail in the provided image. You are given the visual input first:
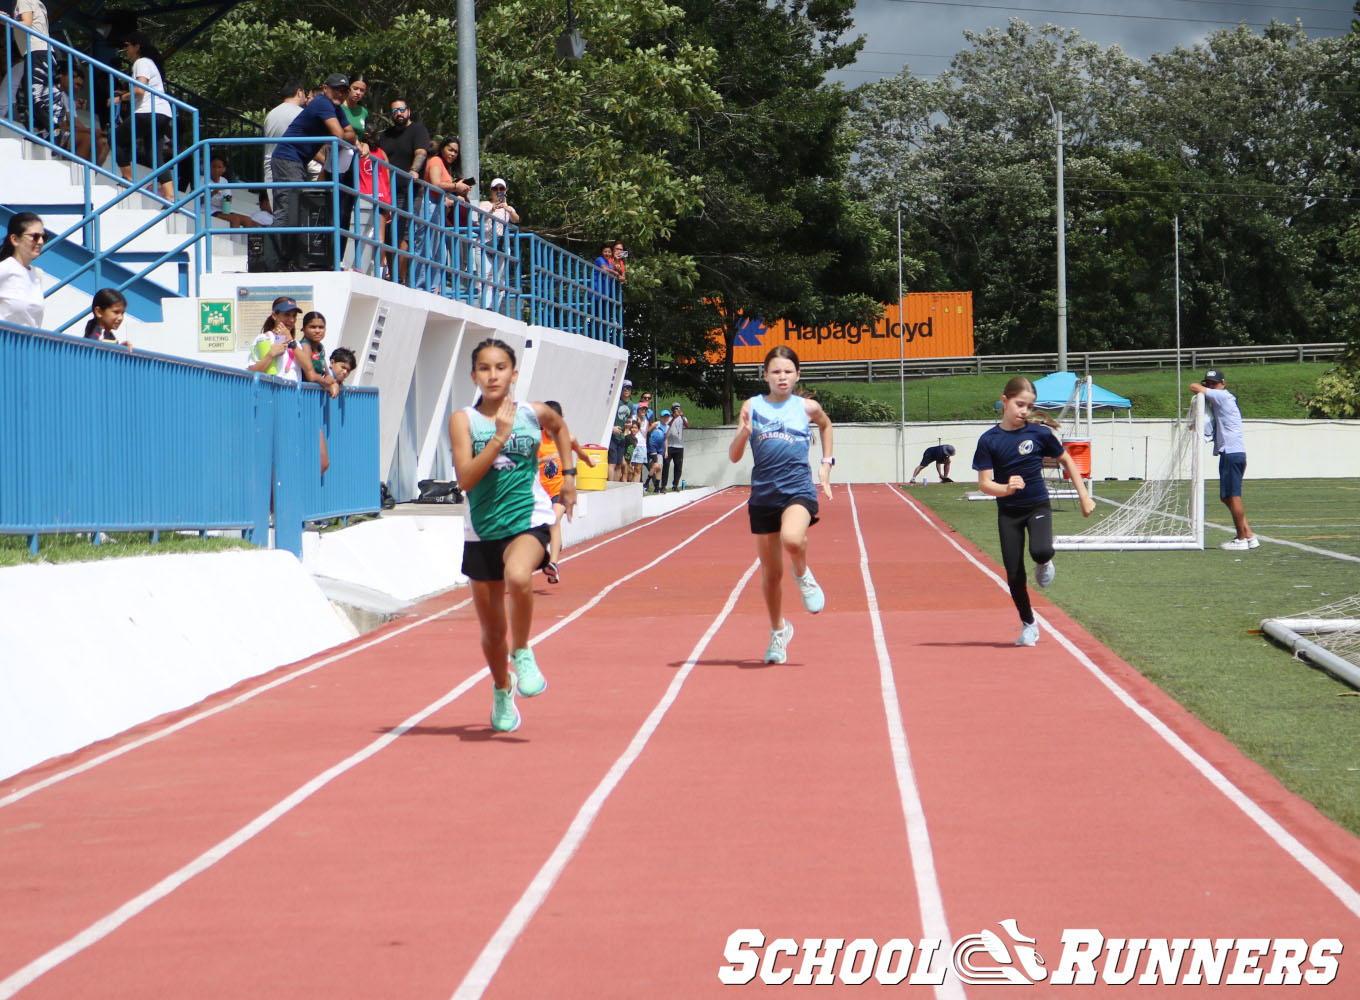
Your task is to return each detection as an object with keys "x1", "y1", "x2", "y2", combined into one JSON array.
[
  {"x1": 0, "y1": 23, "x2": 622, "y2": 343},
  {"x1": 736, "y1": 343, "x2": 1349, "y2": 382},
  {"x1": 0, "y1": 322, "x2": 380, "y2": 557},
  {"x1": 0, "y1": 15, "x2": 199, "y2": 205}
]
